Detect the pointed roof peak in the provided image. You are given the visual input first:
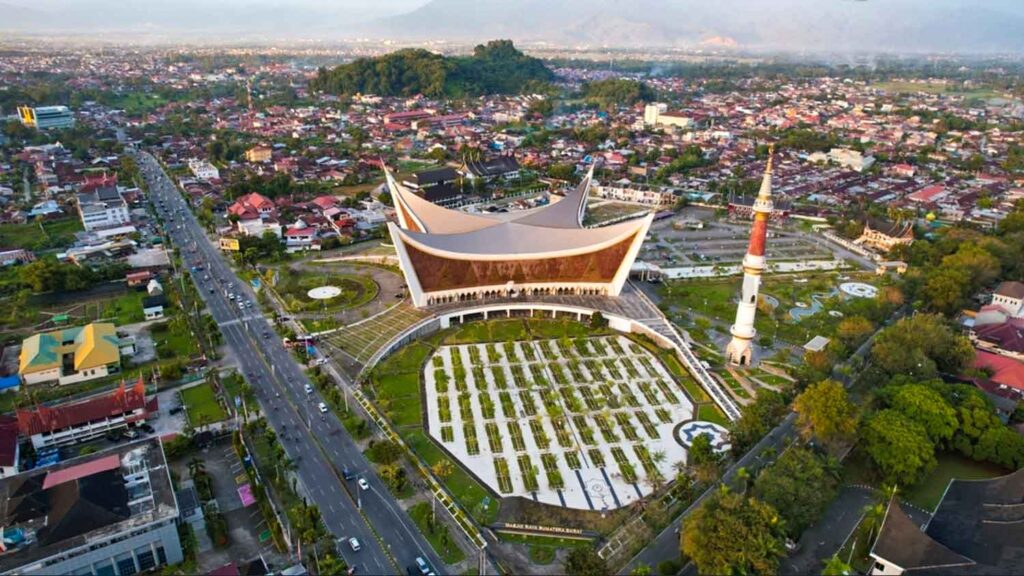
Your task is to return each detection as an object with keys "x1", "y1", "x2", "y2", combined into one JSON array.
[{"x1": 758, "y1": 149, "x2": 773, "y2": 200}]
